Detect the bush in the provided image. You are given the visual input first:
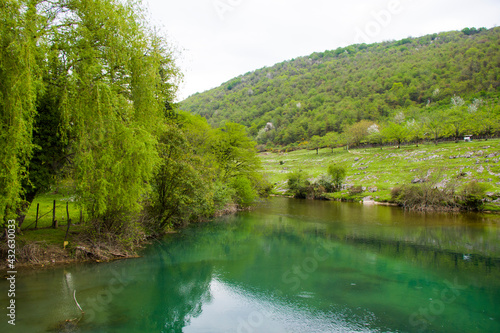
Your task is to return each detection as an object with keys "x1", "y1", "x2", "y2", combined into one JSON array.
[
  {"x1": 391, "y1": 186, "x2": 402, "y2": 199},
  {"x1": 316, "y1": 174, "x2": 335, "y2": 192},
  {"x1": 213, "y1": 181, "x2": 236, "y2": 212},
  {"x1": 327, "y1": 165, "x2": 346, "y2": 191},
  {"x1": 458, "y1": 181, "x2": 487, "y2": 211},
  {"x1": 392, "y1": 183, "x2": 456, "y2": 211},
  {"x1": 287, "y1": 170, "x2": 309, "y2": 199},
  {"x1": 392, "y1": 180, "x2": 488, "y2": 211},
  {"x1": 348, "y1": 185, "x2": 364, "y2": 195},
  {"x1": 229, "y1": 176, "x2": 257, "y2": 208}
]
